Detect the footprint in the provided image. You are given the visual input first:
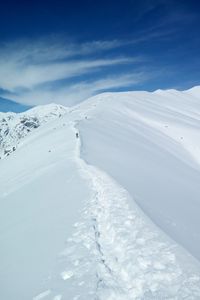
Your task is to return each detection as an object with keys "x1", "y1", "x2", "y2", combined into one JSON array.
[
  {"x1": 53, "y1": 295, "x2": 62, "y2": 300},
  {"x1": 61, "y1": 270, "x2": 74, "y2": 280},
  {"x1": 33, "y1": 290, "x2": 51, "y2": 300}
]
